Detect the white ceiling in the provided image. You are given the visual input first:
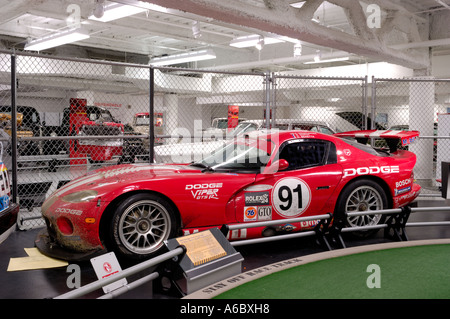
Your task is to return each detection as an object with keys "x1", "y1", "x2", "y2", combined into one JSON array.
[{"x1": 0, "y1": 0, "x2": 449, "y2": 73}]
